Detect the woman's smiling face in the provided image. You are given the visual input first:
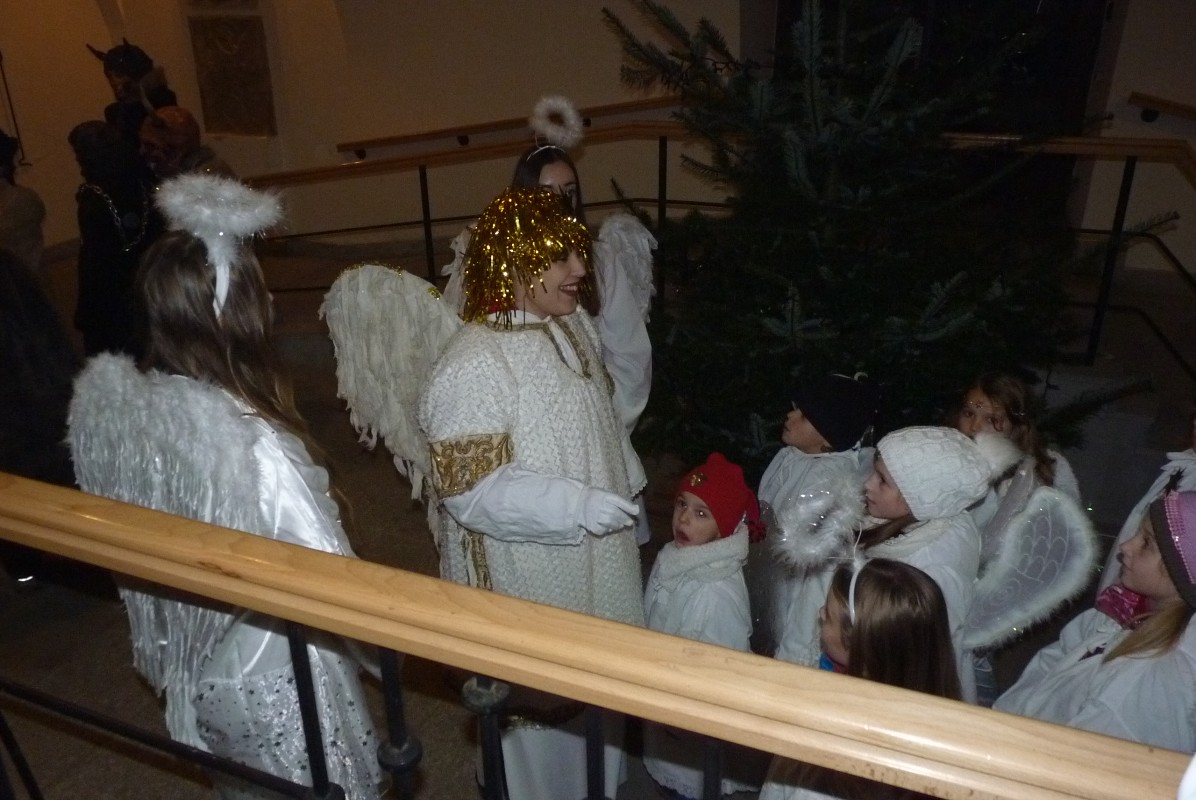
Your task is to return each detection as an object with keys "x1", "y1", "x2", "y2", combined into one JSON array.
[{"x1": 513, "y1": 250, "x2": 586, "y2": 318}]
